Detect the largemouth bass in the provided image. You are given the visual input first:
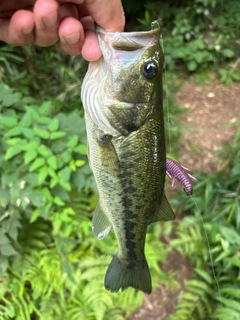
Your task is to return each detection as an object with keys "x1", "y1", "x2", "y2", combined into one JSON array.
[{"x1": 81, "y1": 26, "x2": 175, "y2": 294}]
